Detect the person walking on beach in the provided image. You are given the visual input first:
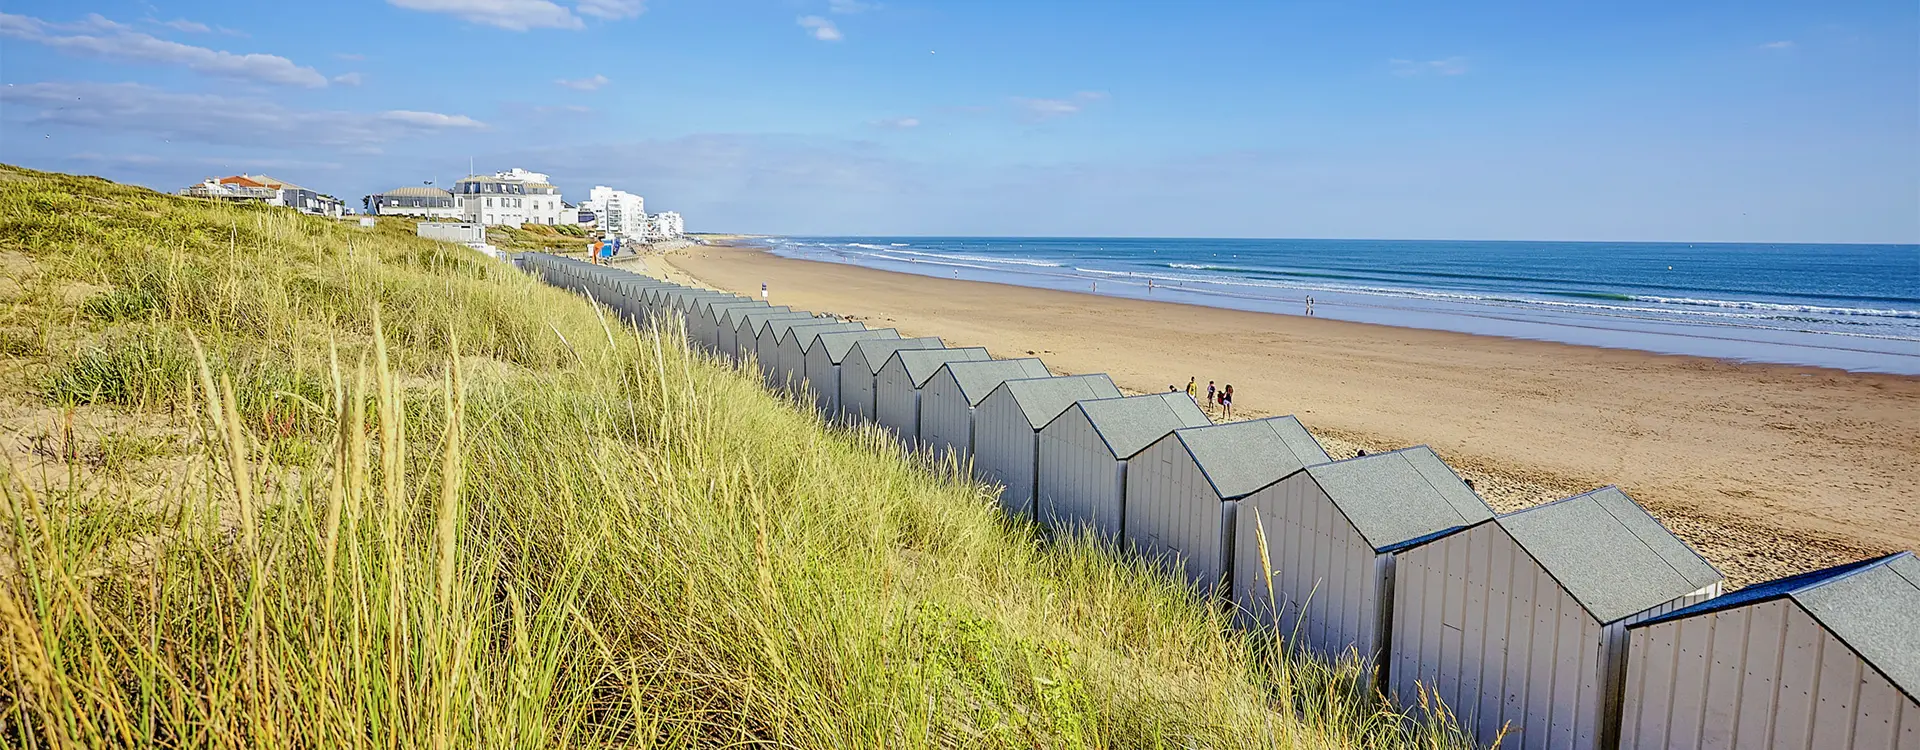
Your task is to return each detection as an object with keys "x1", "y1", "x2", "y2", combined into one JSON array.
[
  {"x1": 761, "y1": 282, "x2": 769, "y2": 301},
  {"x1": 1185, "y1": 377, "x2": 1198, "y2": 403},
  {"x1": 1206, "y1": 381, "x2": 1217, "y2": 413},
  {"x1": 1220, "y1": 384, "x2": 1234, "y2": 419},
  {"x1": 1305, "y1": 296, "x2": 1314, "y2": 316}
]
